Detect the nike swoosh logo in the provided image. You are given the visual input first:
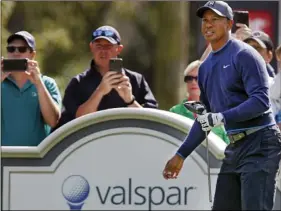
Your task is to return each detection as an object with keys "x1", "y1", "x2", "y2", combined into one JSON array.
[{"x1": 223, "y1": 65, "x2": 230, "y2": 68}]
